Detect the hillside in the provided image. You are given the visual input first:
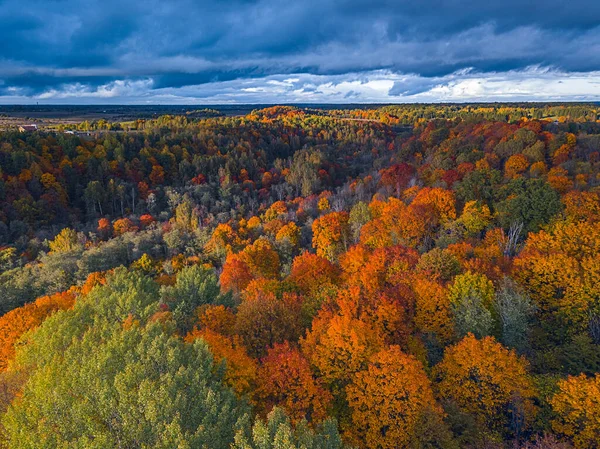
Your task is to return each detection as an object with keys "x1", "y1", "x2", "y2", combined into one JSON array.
[{"x1": 0, "y1": 104, "x2": 599, "y2": 448}]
